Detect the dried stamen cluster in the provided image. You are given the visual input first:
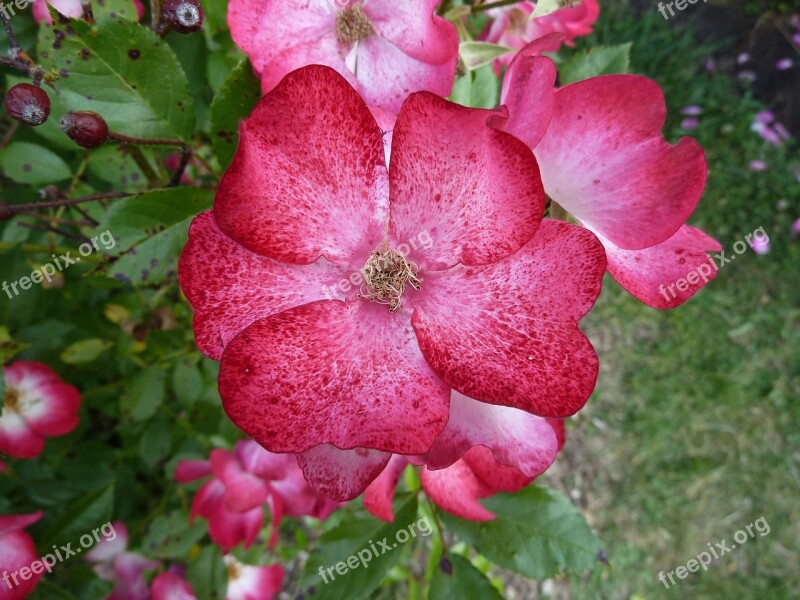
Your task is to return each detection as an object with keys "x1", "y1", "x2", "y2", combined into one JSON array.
[{"x1": 358, "y1": 244, "x2": 421, "y2": 312}]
